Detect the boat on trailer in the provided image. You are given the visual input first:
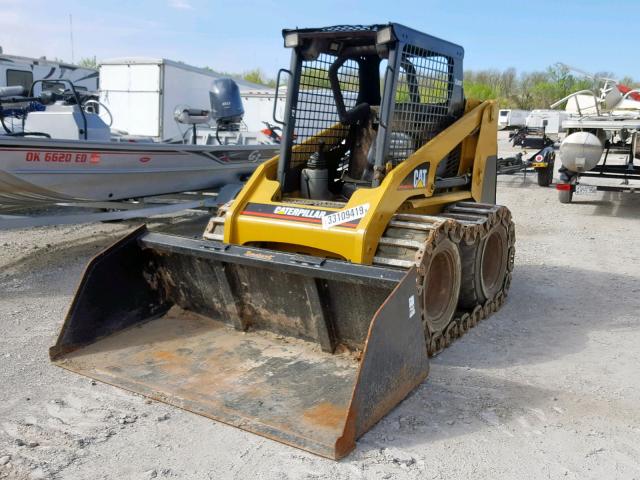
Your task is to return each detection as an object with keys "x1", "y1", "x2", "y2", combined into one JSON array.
[
  {"x1": 0, "y1": 136, "x2": 275, "y2": 207},
  {"x1": 0, "y1": 79, "x2": 278, "y2": 209}
]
